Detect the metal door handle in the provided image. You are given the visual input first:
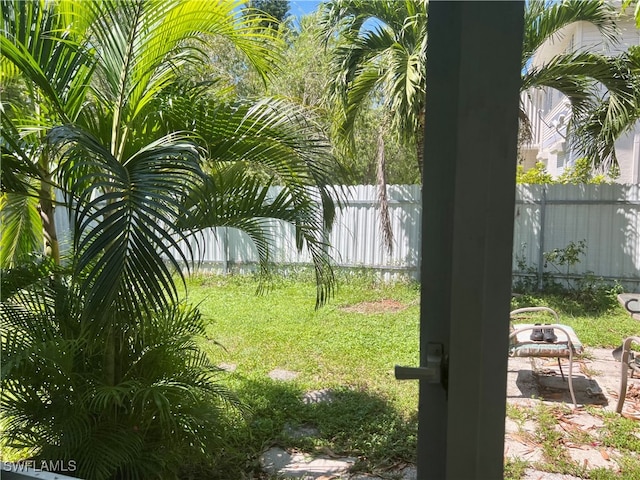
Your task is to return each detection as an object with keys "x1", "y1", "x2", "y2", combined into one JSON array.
[{"x1": 395, "y1": 343, "x2": 444, "y2": 385}]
